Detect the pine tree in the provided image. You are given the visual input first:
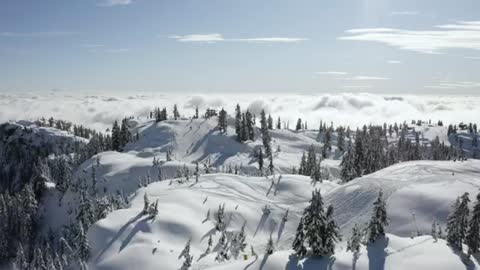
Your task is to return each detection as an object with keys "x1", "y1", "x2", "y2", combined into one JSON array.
[
  {"x1": 267, "y1": 115, "x2": 273, "y2": 130},
  {"x1": 368, "y1": 190, "x2": 388, "y2": 243},
  {"x1": 347, "y1": 224, "x2": 363, "y2": 253},
  {"x1": 268, "y1": 151, "x2": 274, "y2": 176},
  {"x1": 195, "y1": 106, "x2": 199, "y2": 119},
  {"x1": 304, "y1": 190, "x2": 325, "y2": 255},
  {"x1": 260, "y1": 110, "x2": 272, "y2": 156},
  {"x1": 215, "y1": 204, "x2": 226, "y2": 231},
  {"x1": 467, "y1": 193, "x2": 480, "y2": 254},
  {"x1": 77, "y1": 191, "x2": 95, "y2": 229},
  {"x1": 218, "y1": 108, "x2": 227, "y2": 132},
  {"x1": 246, "y1": 111, "x2": 254, "y2": 140},
  {"x1": 76, "y1": 222, "x2": 91, "y2": 261},
  {"x1": 206, "y1": 235, "x2": 213, "y2": 253},
  {"x1": 173, "y1": 104, "x2": 180, "y2": 120},
  {"x1": 235, "y1": 104, "x2": 242, "y2": 141},
  {"x1": 323, "y1": 205, "x2": 339, "y2": 254},
  {"x1": 120, "y1": 118, "x2": 131, "y2": 150},
  {"x1": 276, "y1": 117, "x2": 281, "y2": 129},
  {"x1": 296, "y1": 118, "x2": 302, "y2": 131},
  {"x1": 340, "y1": 141, "x2": 357, "y2": 182},
  {"x1": 111, "y1": 120, "x2": 121, "y2": 151},
  {"x1": 257, "y1": 148, "x2": 264, "y2": 175},
  {"x1": 178, "y1": 240, "x2": 191, "y2": 259}
]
